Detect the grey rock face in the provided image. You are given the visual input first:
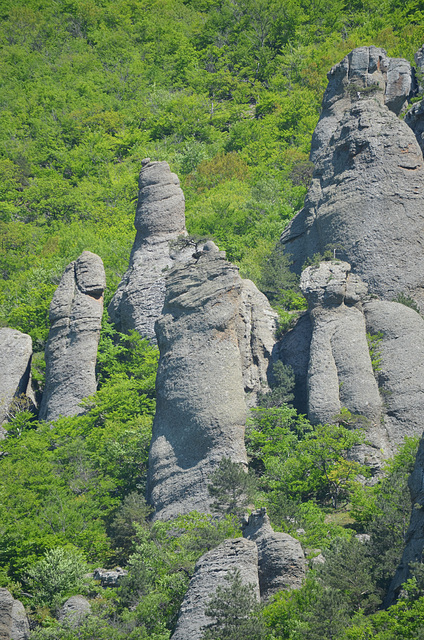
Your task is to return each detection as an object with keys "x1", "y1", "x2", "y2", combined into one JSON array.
[
  {"x1": 363, "y1": 300, "x2": 424, "y2": 451},
  {"x1": 0, "y1": 589, "x2": 29, "y2": 640},
  {"x1": 281, "y1": 46, "x2": 424, "y2": 308},
  {"x1": 278, "y1": 313, "x2": 312, "y2": 414},
  {"x1": 298, "y1": 262, "x2": 385, "y2": 463},
  {"x1": 405, "y1": 99, "x2": 424, "y2": 154},
  {"x1": 92, "y1": 567, "x2": 128, "y2": 588},
  {"x1": 147, "y1": 250, "x2": 276, "y2": 520},
  {"x1": 243, "y1": 509, "x2": 305, "y2": 600},
  {"x1": 58, "y1": 596, "x2": 91, "y2": 625},
  {"x1": 171, "y1": 538, "x2": 259, "y2": 640},
  {"x1": 108, "y1": 159, "x2": 190, "y2": 341},
  {"x1": 0, "y1": 329, "x2": 33, "y2": 430},
  {"x1": 39, "y1": 251, "x2": 105, "y2": 422}
]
